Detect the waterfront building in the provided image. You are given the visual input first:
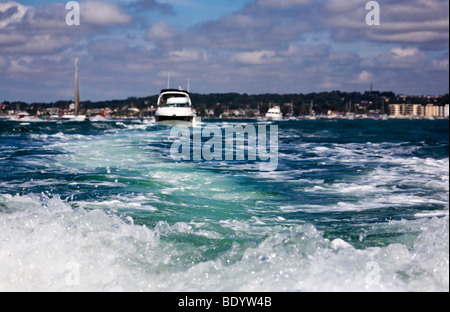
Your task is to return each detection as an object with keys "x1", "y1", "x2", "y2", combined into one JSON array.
[
  {"x1": 390, "y1": 103, "x2": 446, "y2": 118},
  {"x1": 405, "y1": 104, "x2": 424, "y2": 117}
]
